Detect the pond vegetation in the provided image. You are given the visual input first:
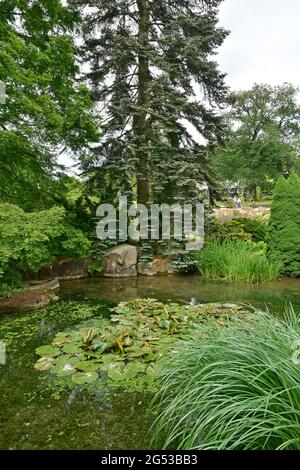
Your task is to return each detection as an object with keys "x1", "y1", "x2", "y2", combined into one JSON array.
[
  {"x1": 34, "y1": 298, "x2": 255, "y2": 392},
  {"x1": 0, "y1": 297, "x2": 152, "y2": 450},
  {"x1": 152, "y1": 305, "x2": 300, "y2": 450}
]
